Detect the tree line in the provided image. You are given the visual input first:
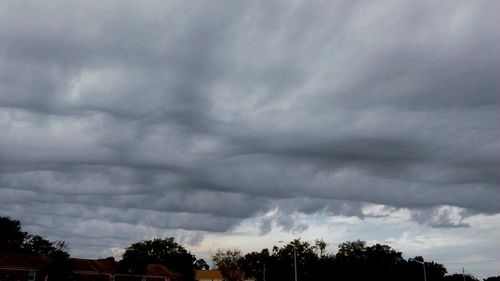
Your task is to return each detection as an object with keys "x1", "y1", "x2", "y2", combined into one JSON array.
[
  {"x1": 0, "y1": 215, "x2": 73, "y2": 280},
  {"x1": 213, "y1": 239, "x2": 499, "y2": 281},
  {"x1": 1, "y1": 215, "x2": 499, "y2": 281}
]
